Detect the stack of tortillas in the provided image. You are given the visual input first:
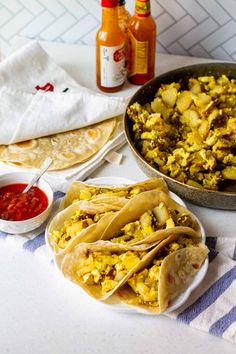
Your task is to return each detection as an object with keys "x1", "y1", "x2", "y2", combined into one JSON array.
[
  {"x1": 0, "y1": 41, "x2": 128, "y2": 173},
  {"x1": 0, "y1": 117, "x2": 118, "y2": 171}
]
